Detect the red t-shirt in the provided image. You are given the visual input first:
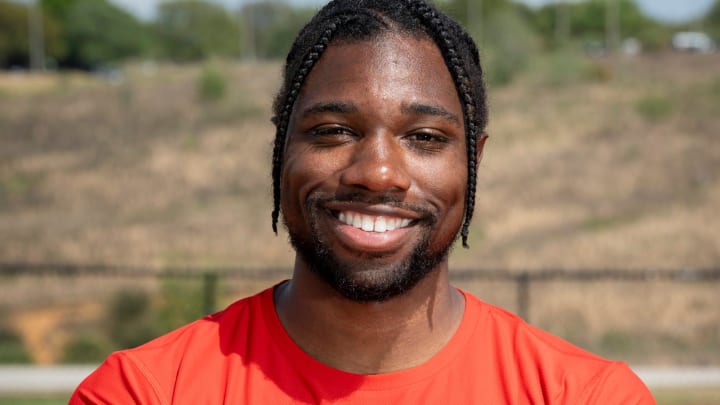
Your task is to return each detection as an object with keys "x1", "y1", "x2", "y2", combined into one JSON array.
[{"x1": 70, "y1": 286, "x2": 655, "y2": 404}]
